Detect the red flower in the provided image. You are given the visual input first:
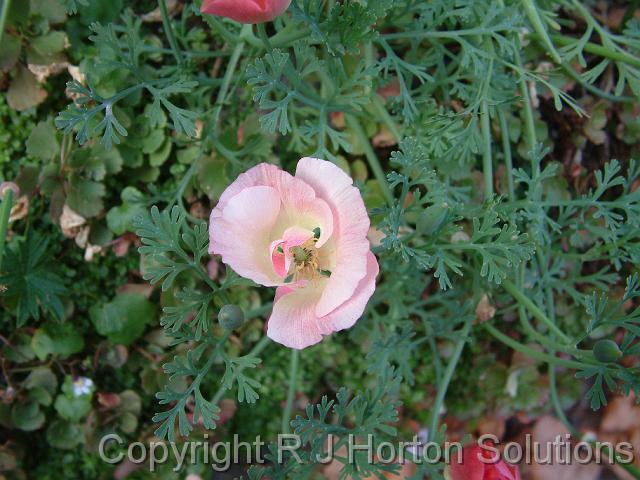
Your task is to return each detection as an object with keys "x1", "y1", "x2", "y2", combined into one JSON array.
[
  {"x1": 447, "y1": 444, "x2": 521, "y2": 480},
  {"x1": 201, "y1": 0, "x2": 292, "y2": 24}
]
